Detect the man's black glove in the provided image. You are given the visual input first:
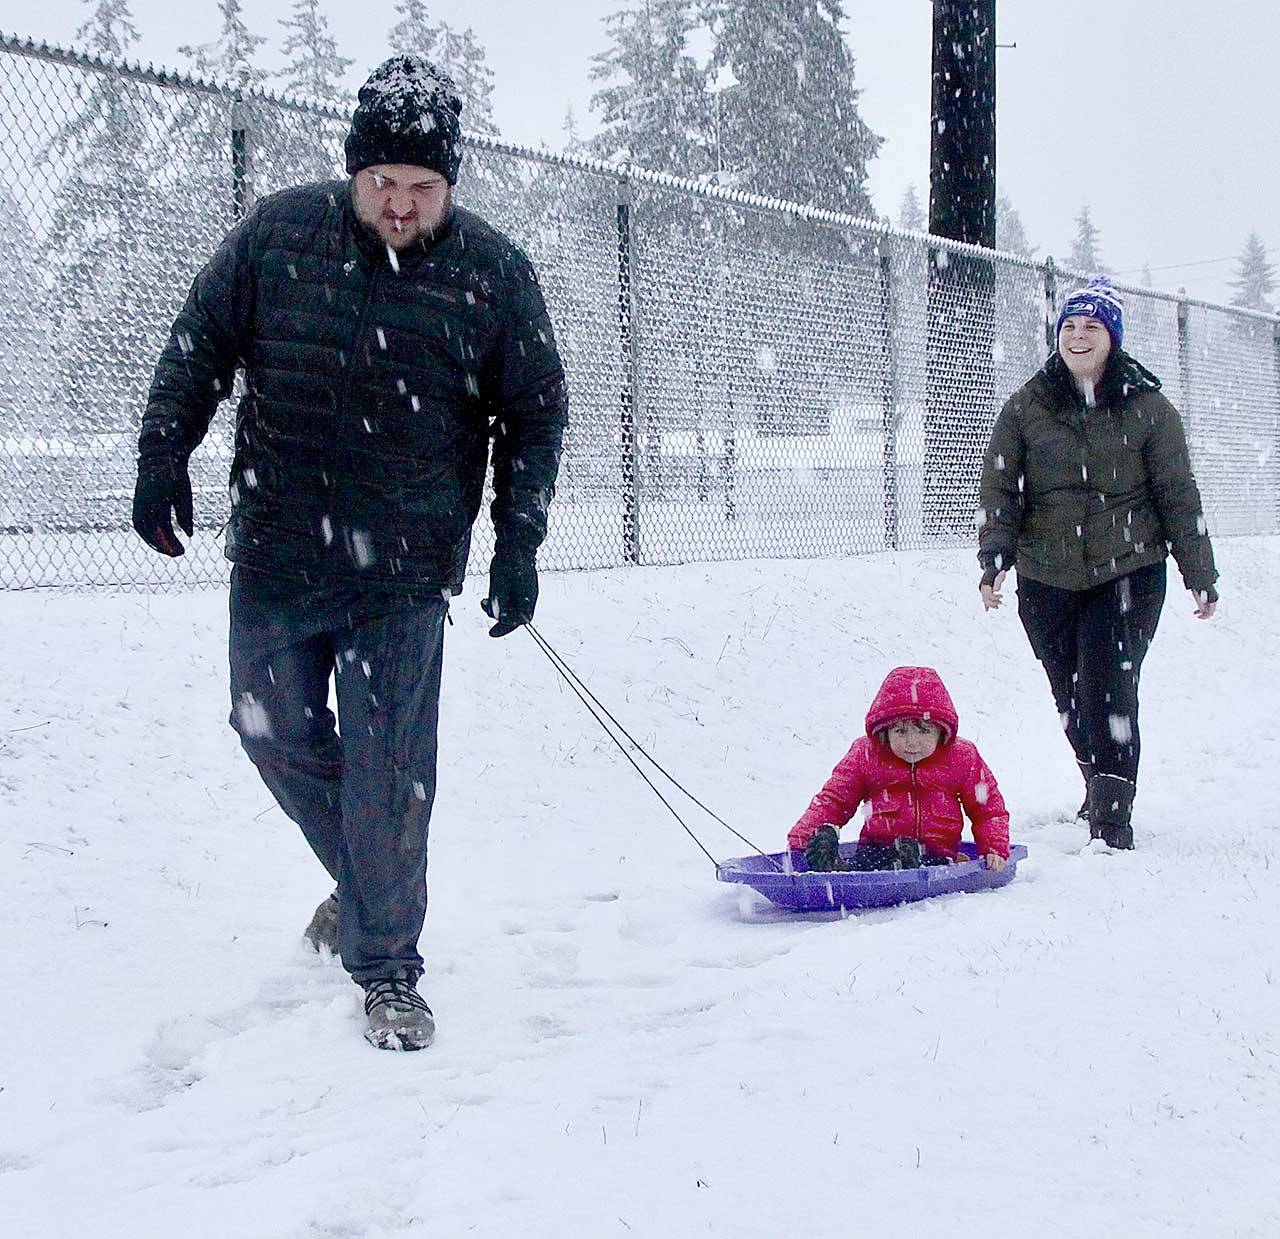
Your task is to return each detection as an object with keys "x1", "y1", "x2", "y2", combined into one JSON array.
[
  {"x1": 132, "y1": 458, "x2": 193, "y2": 557},
  {"x1": 804, "y1": 825, "x2": 841, "y2": 872},
  {"x1": 482, "y1": 547, "x2": 538, "y2": 638}
]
